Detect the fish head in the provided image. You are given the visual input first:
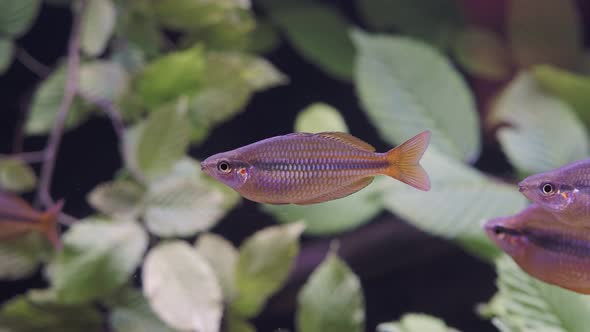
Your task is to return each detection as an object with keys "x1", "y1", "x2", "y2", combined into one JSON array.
[
  {"x1": 201, "y1": 151, "x2": 251, "y2": 190},
  {"x1": 518, "y1": 170, "x2": 574, "y2": 213},
  {"x1": 484, "y1": 215, "x2": 528, "y2": 259}
]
